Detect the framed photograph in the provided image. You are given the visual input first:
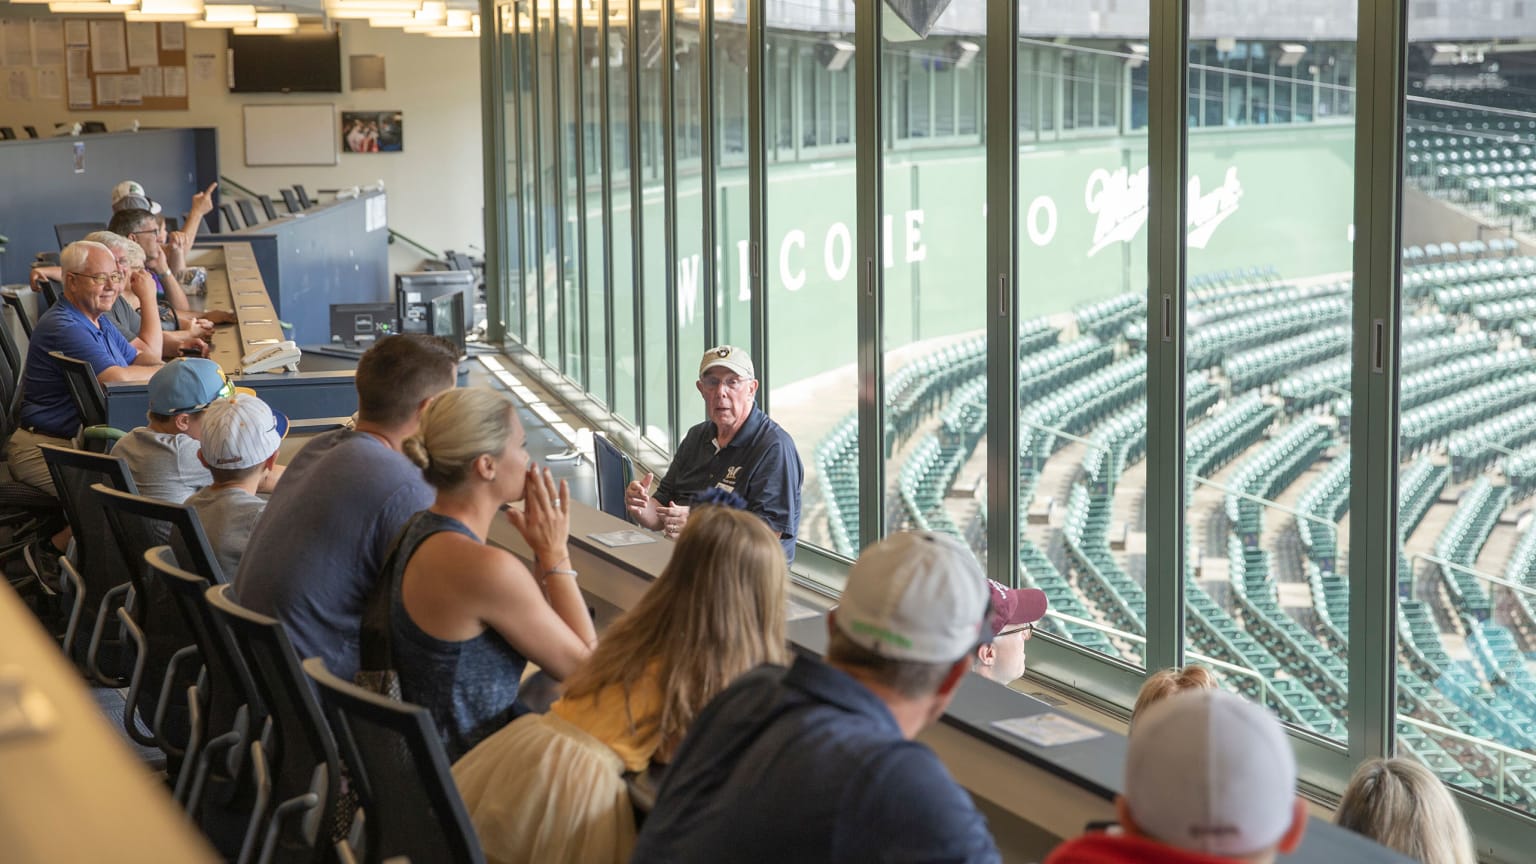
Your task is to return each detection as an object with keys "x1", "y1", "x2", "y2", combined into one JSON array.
[{"x1": 340, "y1": 110, "x2": 402, "y2": 153}]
